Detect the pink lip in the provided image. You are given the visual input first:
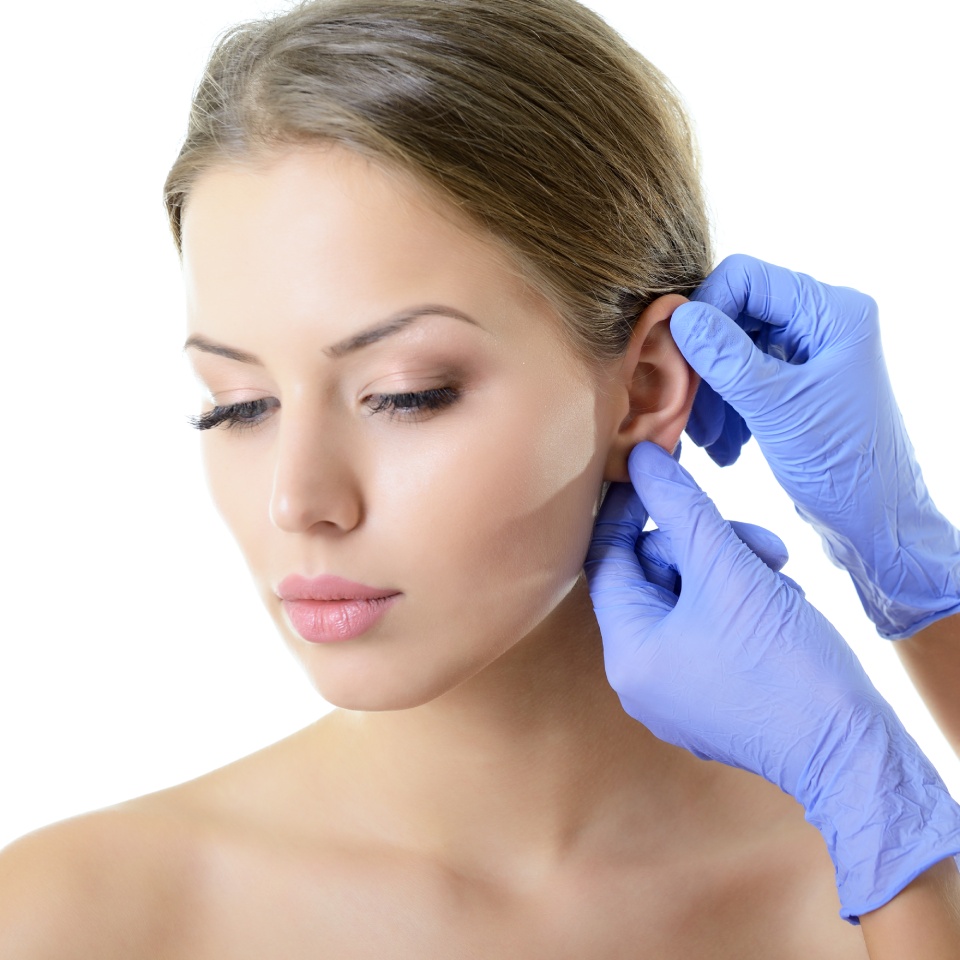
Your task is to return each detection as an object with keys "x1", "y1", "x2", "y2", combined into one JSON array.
[
  {"x1": 277, "y1": 575, "x2": 402, "y2": 644},
  {"x1": 277, "y1": 574, "x2": 400, "y2": 602}
]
